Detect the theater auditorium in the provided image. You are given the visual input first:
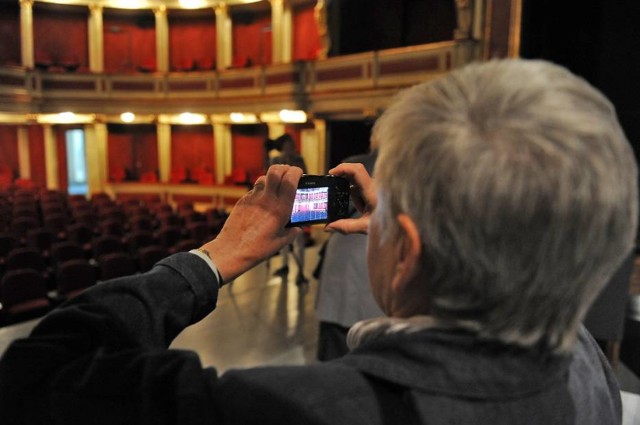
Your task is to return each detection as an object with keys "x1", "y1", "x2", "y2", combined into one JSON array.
[{"x1": 0, "y1": 0, "x2": 638, "y2": 423}]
